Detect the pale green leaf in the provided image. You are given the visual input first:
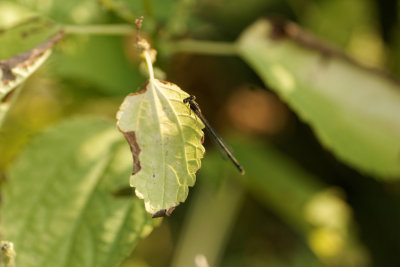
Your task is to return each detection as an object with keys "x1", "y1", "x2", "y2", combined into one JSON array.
[
  {"x1": 237, "y1": 19, "x2": 400, "y2": 178},
  {"x1": 1, "y1": 118, "x2": 157, "y2": 267},
  {"x1": 117, "y1": 79, "x2": 205, "y2": 215}
]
